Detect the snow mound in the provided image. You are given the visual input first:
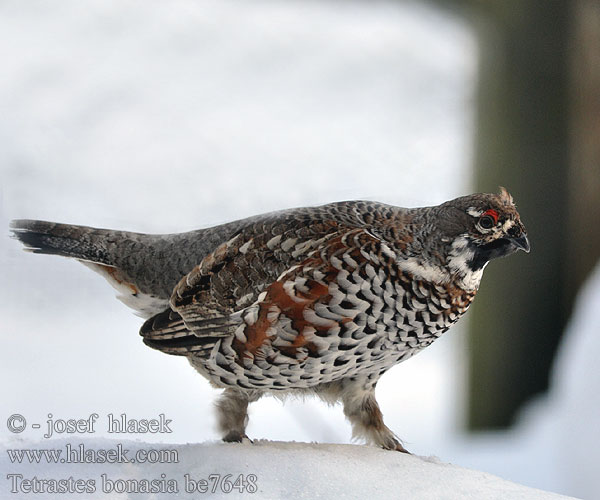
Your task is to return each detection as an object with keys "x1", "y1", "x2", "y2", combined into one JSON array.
[{"x1": 1, "y1": 438, "x2": 575, "y2": 499}]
